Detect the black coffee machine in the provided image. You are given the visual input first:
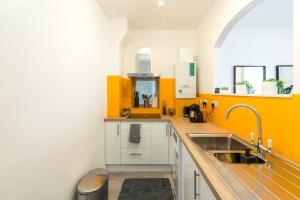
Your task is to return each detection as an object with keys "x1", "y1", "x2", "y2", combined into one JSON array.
[
  {"x1": 189, "y1": 104, "x2": 204, "y2": 123},
  {"x1": 183, "y1": 106, "x2": 190, "y2": 117}
]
